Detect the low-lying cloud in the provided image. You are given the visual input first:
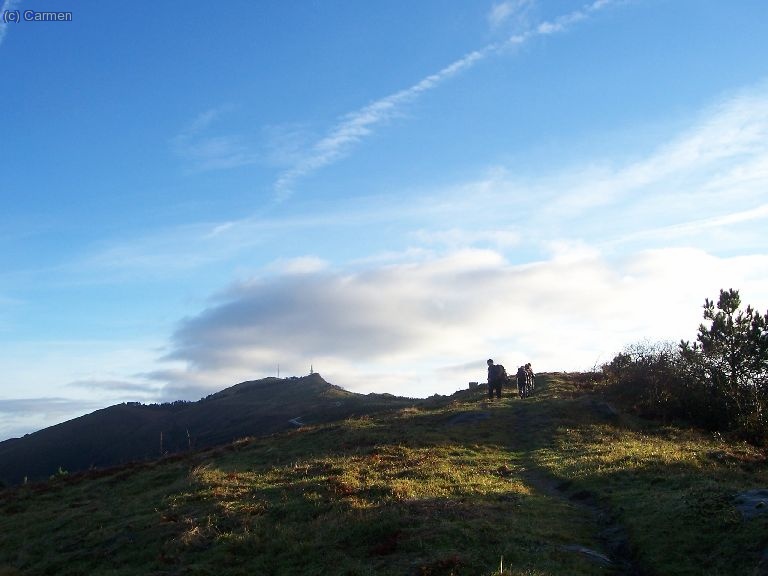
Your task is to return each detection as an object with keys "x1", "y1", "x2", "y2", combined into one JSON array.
[
  {"x1": 153, "y1": 246, "x2": 768, "y2": 400},
  {"x1": 67, "y1": 379, "x2": 161, "y2": 395},
  {"x1": 0, "y1": 397, "x2": 103, "y2": 441}
]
